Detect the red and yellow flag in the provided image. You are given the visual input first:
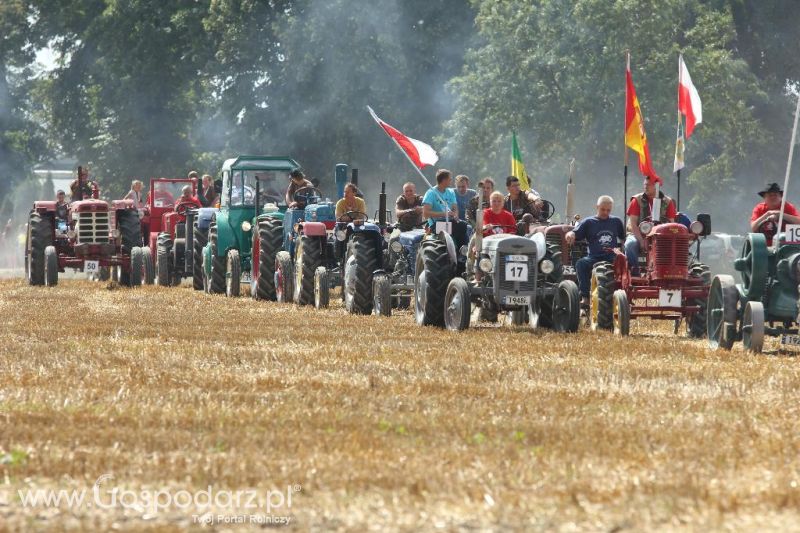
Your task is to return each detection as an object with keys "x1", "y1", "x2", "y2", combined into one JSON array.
[{"x1": 625, "y1": 67, "x2": 662, "y2": 184}]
